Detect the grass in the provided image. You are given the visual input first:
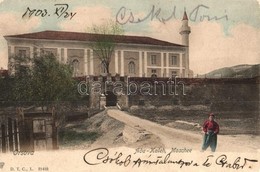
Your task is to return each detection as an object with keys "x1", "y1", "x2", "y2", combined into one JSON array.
[
  {"x1": 128, "y1": 108, "x2": 259, "y2": 135},
  {"x1": 59, "y1": 130, "x2": 100, "y2": 146}
]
